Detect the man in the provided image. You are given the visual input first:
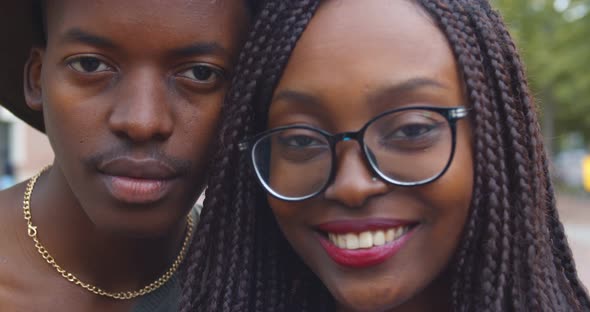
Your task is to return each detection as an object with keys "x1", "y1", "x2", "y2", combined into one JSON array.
[{"x1": 0, "y1": 1, "x2": 252, "y2": 311}]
